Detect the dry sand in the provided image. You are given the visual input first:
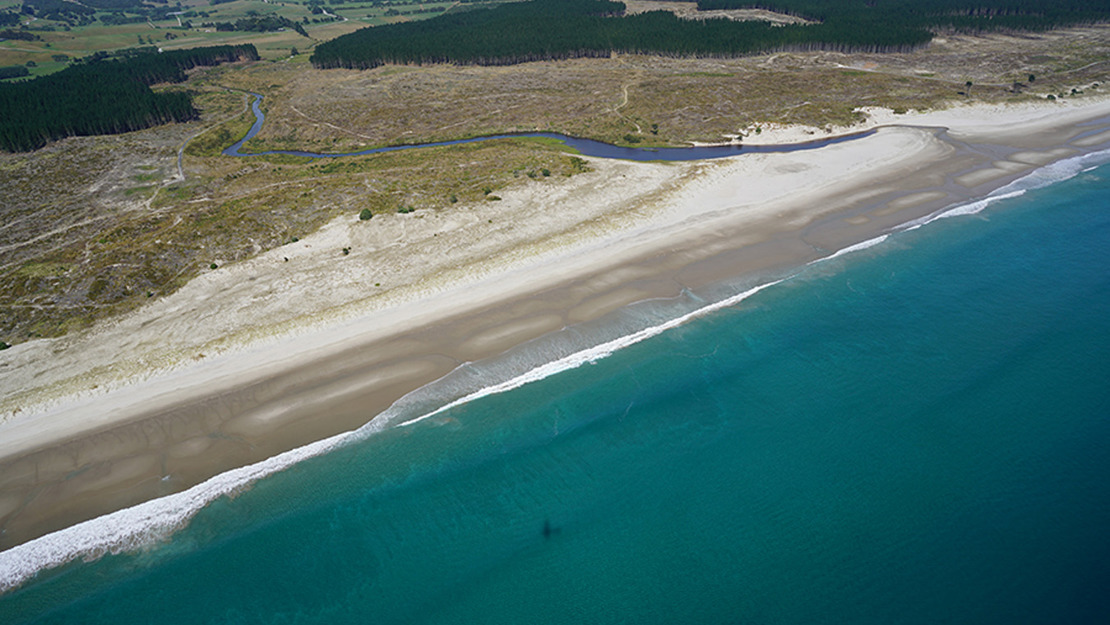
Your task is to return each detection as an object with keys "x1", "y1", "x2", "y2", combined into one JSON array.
[{"x1": 2, "y1": 97, "x2": 1110, "y2": 549}]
